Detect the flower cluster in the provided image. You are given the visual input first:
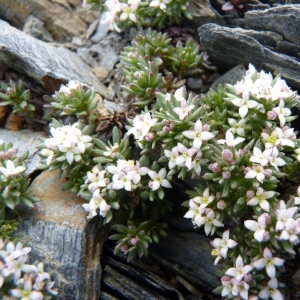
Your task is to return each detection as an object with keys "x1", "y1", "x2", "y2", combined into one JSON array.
[
  {"x1": 121, "y1": 29, "x2": 203, "y2": 107},
  {"x1": 89, "y1": 0, "x2": 193, "y2": 32},
  {"x1": 0, "y1": 239, "x2": 57, "y2": 299},
  {"x1": 126, "y1": 64, "x2": 300, "y2": 298}
]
